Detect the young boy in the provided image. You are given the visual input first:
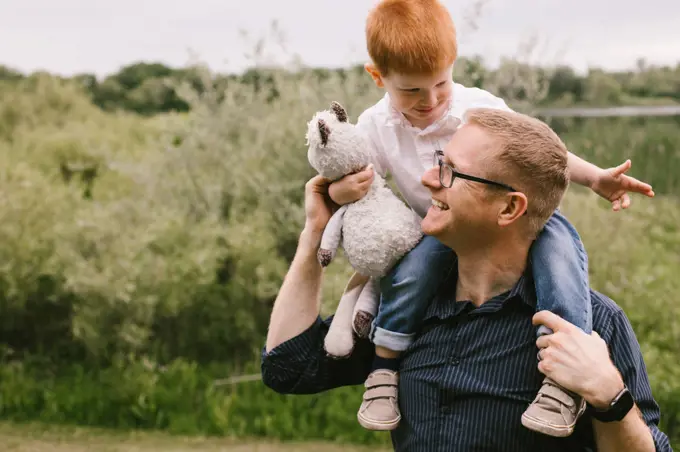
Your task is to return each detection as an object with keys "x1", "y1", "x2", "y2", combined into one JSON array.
[{"x1": 328, "y1": 0, "x2": 654, "y2": 437}]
